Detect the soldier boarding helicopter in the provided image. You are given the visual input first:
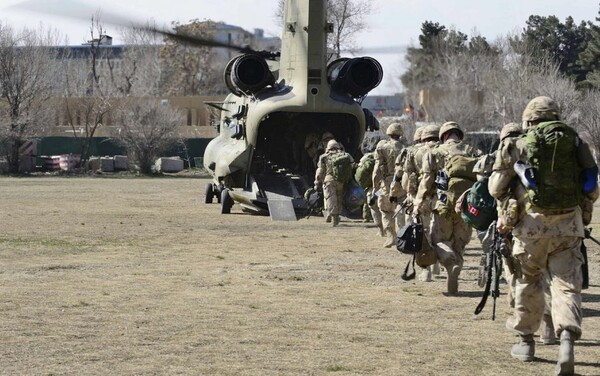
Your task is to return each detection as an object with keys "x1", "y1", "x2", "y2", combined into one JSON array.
[{"x1": 203, "y1": 0, "x2": 383, "y2": 220}]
